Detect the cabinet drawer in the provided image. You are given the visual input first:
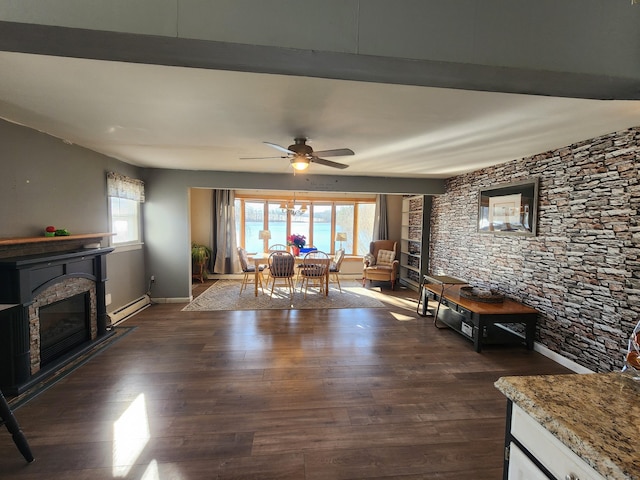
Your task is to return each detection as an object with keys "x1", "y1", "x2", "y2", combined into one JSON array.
[
  {"x1": 511, "y1": 404, "x2": 605, "y2": 480},
  {"x1": 508, "y1": 443, "x2": 549, "y2": 480},
  {"x1": 457, "y1": 306, "x2": 472, "y2": 320}
]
